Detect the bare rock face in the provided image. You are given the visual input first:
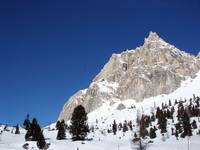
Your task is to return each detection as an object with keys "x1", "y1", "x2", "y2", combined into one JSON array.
[
  {"x1": 59, "y1": 32, "x2": 200, "y2": 121},
  {"x1": 117, "y1": 103, "x2": 126, "y2": 110}
]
